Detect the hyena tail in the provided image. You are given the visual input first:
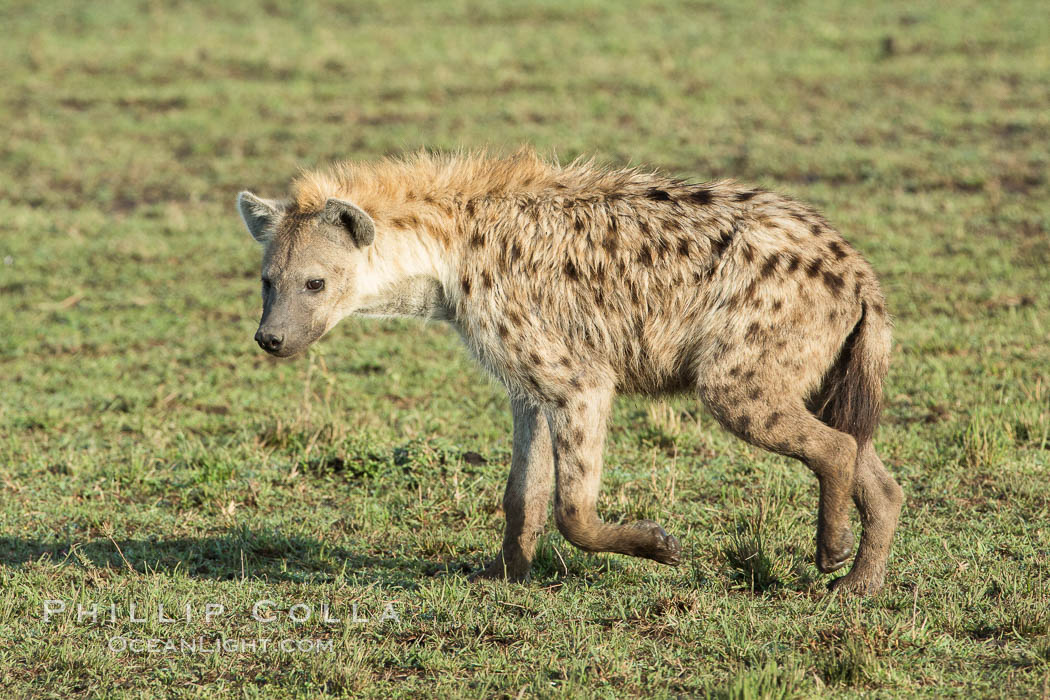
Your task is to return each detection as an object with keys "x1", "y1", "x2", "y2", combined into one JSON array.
[{"x1": 814, "y1": 301, "x2": 892, "y2": 445}]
